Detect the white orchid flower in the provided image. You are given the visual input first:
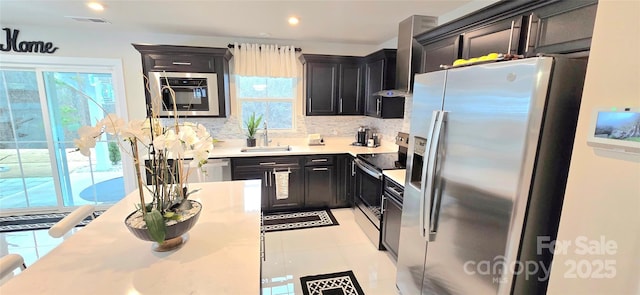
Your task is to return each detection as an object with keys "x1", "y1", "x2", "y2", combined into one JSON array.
[
  {"x1": 77, "y1": 125, "x2": 102, "y2": 139},
  {"x1": 99, "y1": 113, "x2": 125, "y2": 135},
  {"x1": 121, "y1": 119, "x2": 152, "y2": 144},
  {"x1": 74, "y1": 136, "x2": 96, "y2": 156},
  {"x1": 179, "y1": 125, "x2": 198, "y2": 146}
]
